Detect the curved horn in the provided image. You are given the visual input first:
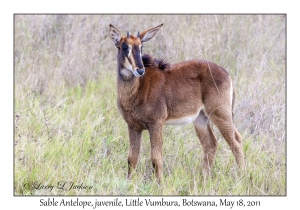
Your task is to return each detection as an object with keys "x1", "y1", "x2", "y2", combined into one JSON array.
[
  {"x1": 137, "y1": 31, "x2": 140, "y2": 38},
  {"x1": 127, "y1": 31, "x2": 130, "y2": 38}
]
